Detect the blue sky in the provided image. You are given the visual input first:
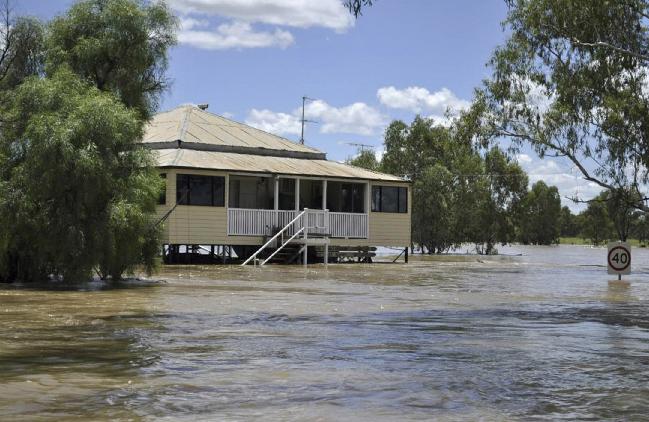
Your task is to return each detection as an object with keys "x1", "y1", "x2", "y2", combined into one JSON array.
[{"x1": 18, "y1": 0, "x2": 600, "y2": 210}]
